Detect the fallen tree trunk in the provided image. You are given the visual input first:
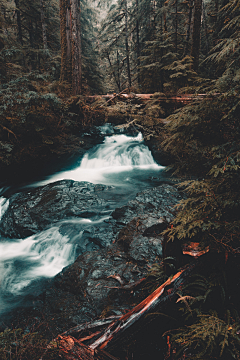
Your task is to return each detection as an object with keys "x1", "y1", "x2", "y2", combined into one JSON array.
[
  {"x1": 86, "y1": 266, "x2": 193, "y2": 351},
  {"x1": 52, "y1": 252, "x2": 212, "y2": 359},
  {"x1": 85, "y1": 93, "x2": 223, "y2": 104}
]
